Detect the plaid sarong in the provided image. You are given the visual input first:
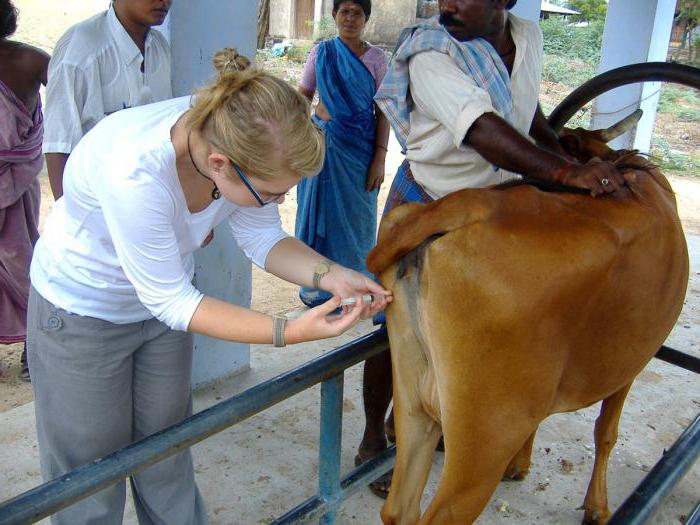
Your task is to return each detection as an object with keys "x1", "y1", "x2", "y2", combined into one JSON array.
[
  {"x1": 375, "y1": 16, "x2": 514, "y2": 150},
  {"x1": 383, "y1": 159, "x2": 433, "y2": 216}
]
